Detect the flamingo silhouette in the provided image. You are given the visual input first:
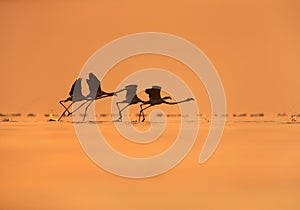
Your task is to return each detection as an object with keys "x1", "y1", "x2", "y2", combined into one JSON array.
[
  {"x1": 115, "y1": 84, "x2": 144, "y2": 121},
  {"x1": 138, "y1": 86, "x2": 194, "y2": 122},
  {"x1": 58, "y1": 78, "x2": 85, "y2": 121},
  {"x1": 58, "y1": 73, "x2": 115, "y2": 121},
  {"x1": 80, "y1": 73, "x2": 115, "y2": 121}
]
